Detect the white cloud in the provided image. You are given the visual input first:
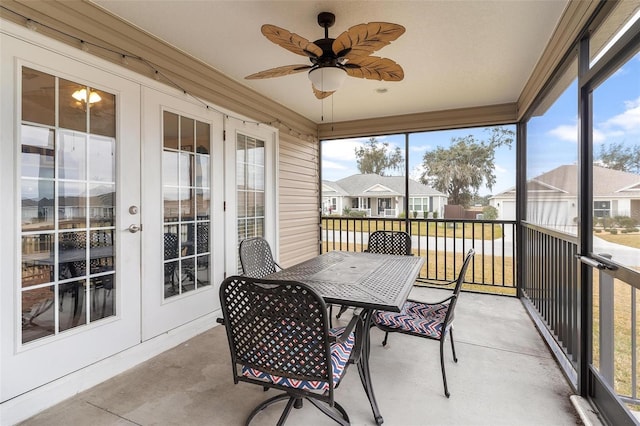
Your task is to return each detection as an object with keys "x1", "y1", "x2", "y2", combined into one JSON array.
[
  {"x1": 548, "y1": 124, "x2": 577, "y2": 142},
  {"x1": 410, "y1": 144, "x2": 431, "y2": 153},
  {"x1": 321, "y1": 138, "x2": 361, "y2": 160},
  {"x1": 494, "y1": 164, "x2": 507, "y2": 174},
  {"x1": 601, "y1": 96, "x2": 640, "y2": 133}
]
